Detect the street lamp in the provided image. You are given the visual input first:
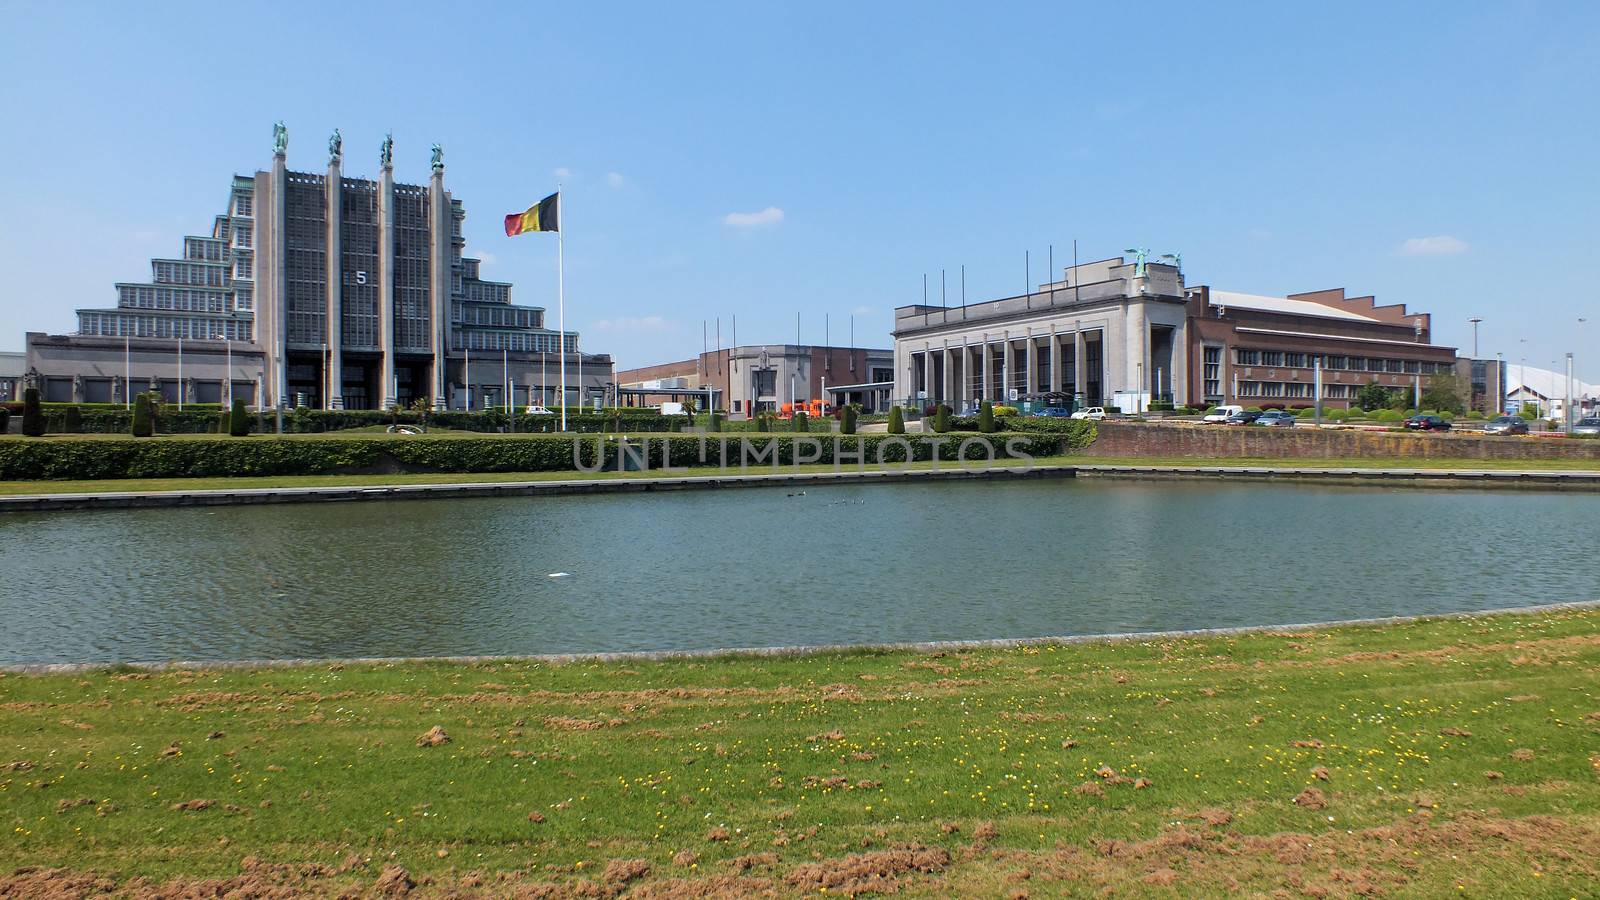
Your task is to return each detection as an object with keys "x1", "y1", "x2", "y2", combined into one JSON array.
[{"x1": 1468, "y1": 317, "x2": 1482, "y2": 358}]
